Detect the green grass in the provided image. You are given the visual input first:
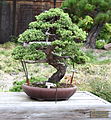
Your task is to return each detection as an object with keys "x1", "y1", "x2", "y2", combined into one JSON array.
[
  {"x1": 99, "y1": 50, "x2": 111, "y2": 57},
  {"x1": 0, "y1": 42, "x2": 17, "y2": 49},
  {"x1": 95, "y1": 59, "x2": 111, "y2": 64},
  {"x1": 84, "y1": 48, "x2": 111, "y2": 64}
]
